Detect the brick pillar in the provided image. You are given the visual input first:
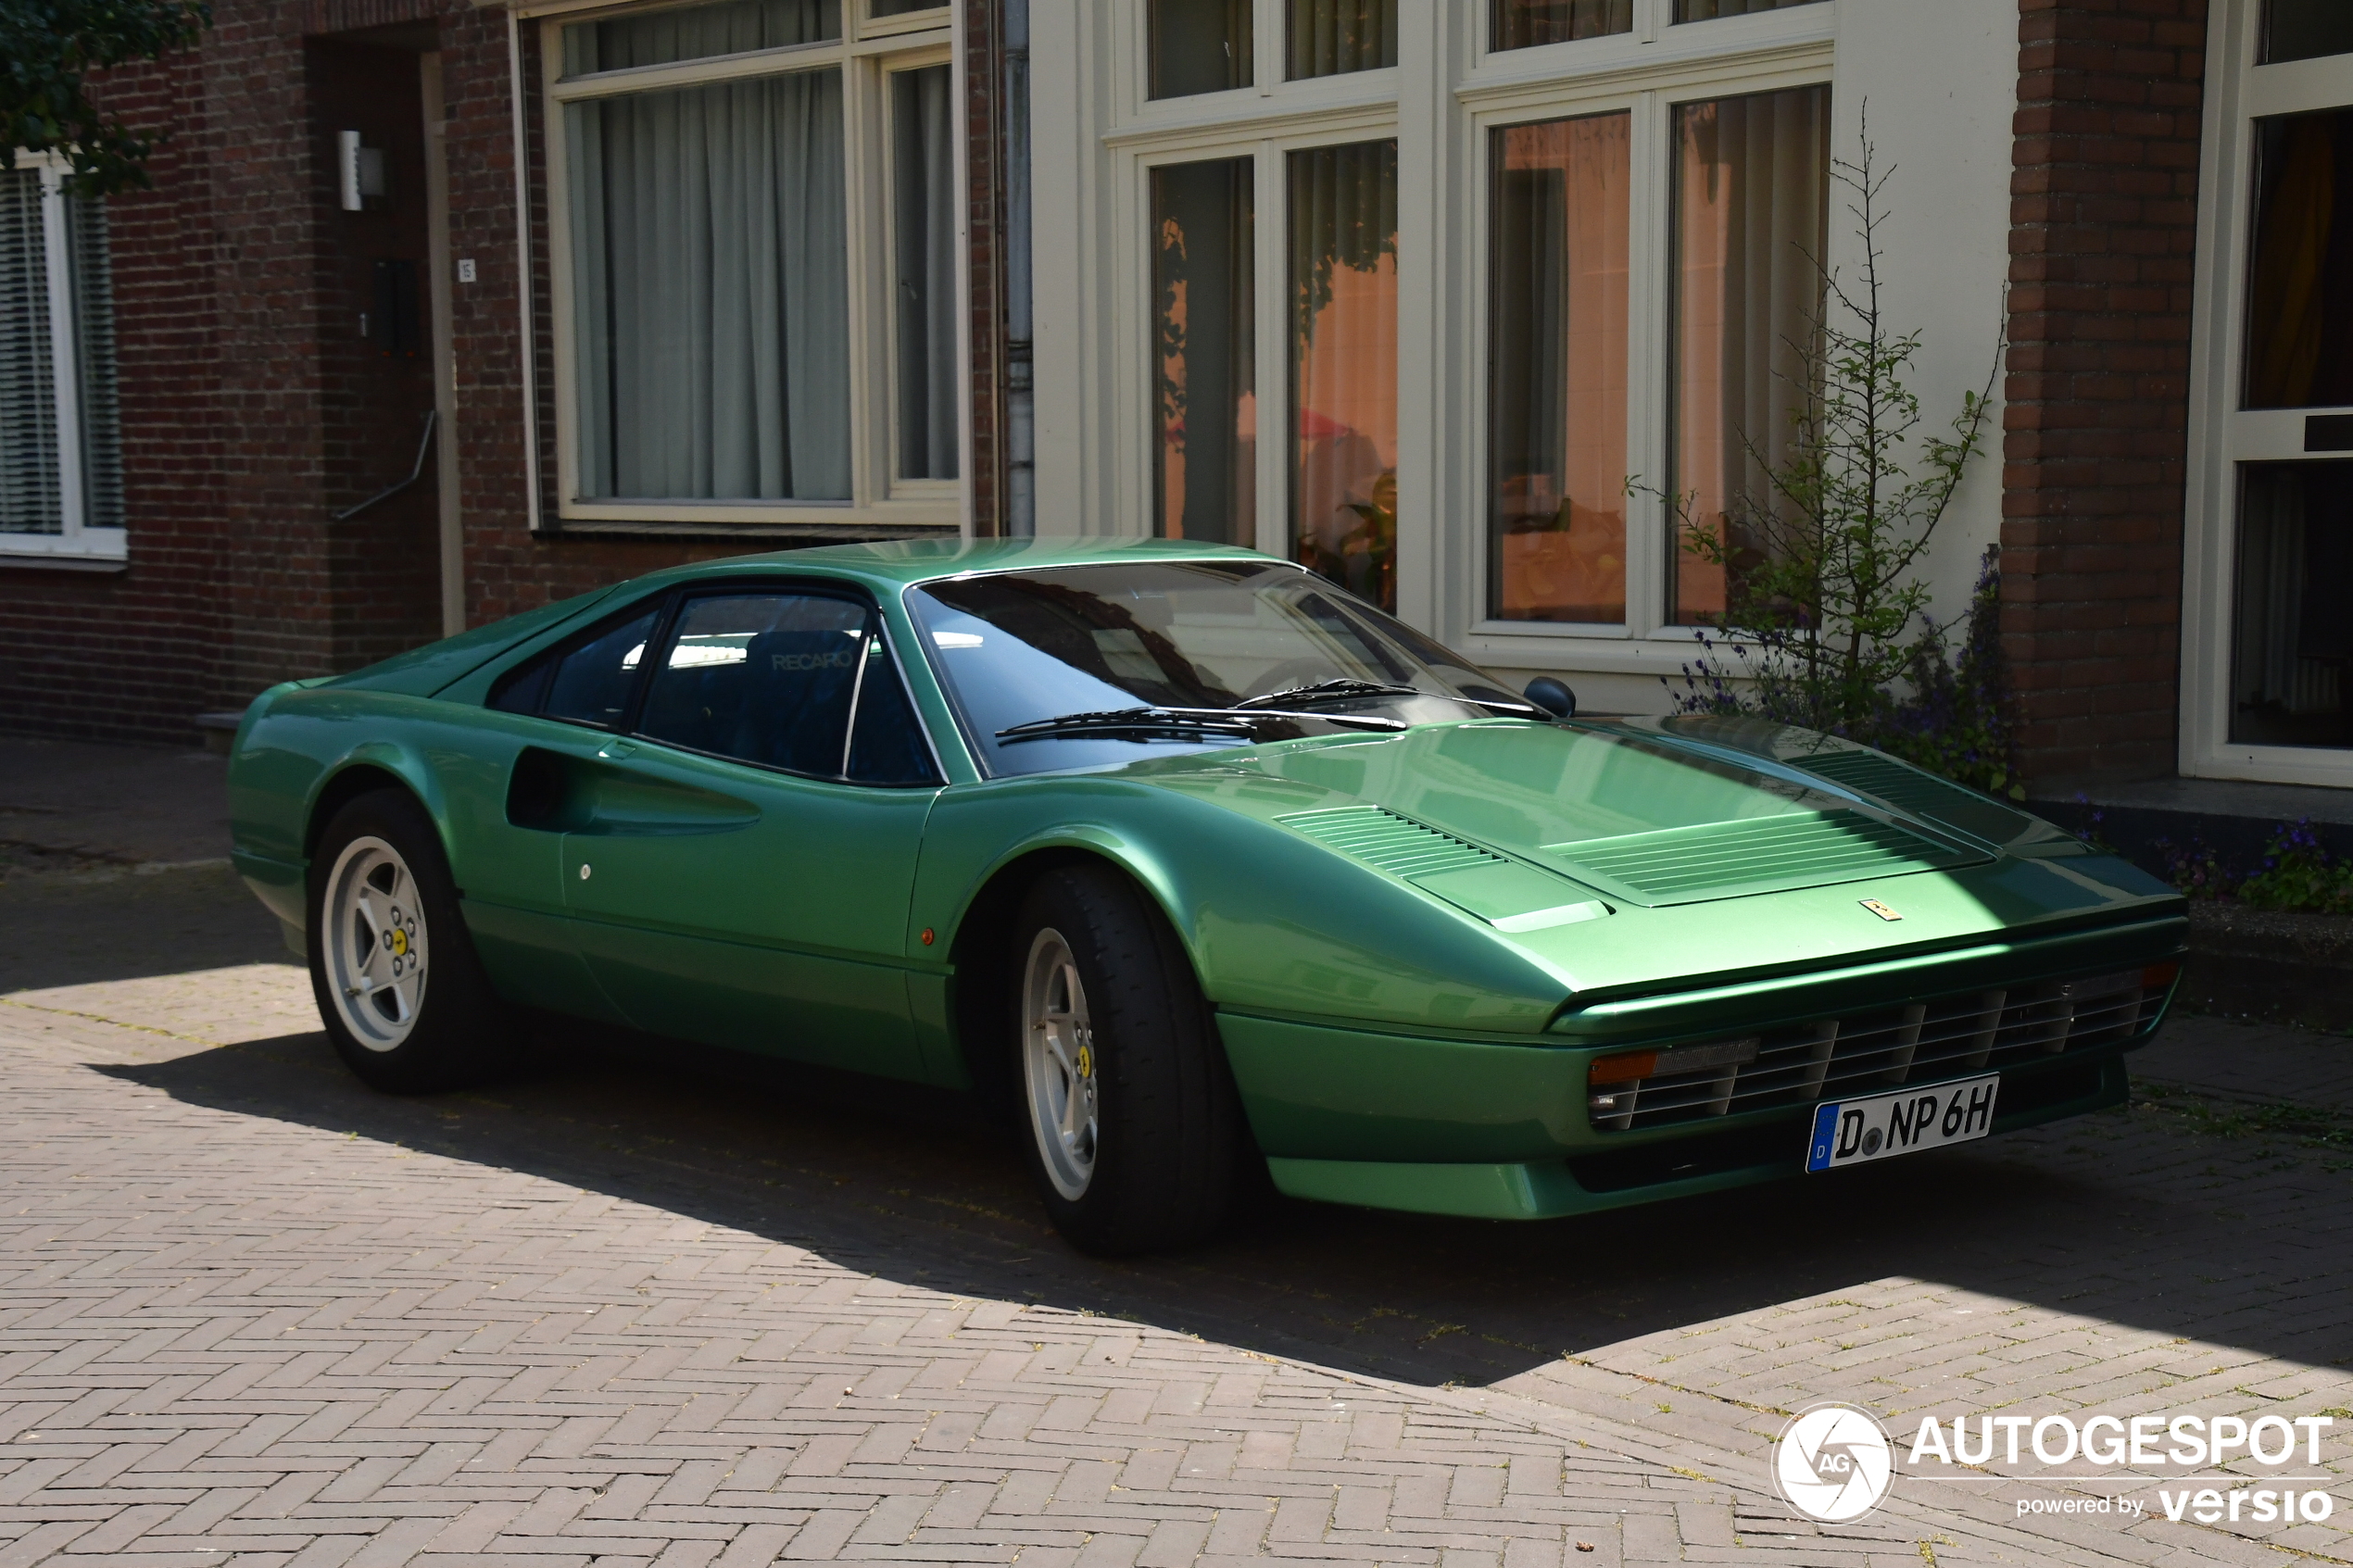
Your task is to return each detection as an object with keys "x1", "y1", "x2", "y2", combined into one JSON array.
[{"x1": 2002, "y1": 0, "x2": 2208, "y2": 788}]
